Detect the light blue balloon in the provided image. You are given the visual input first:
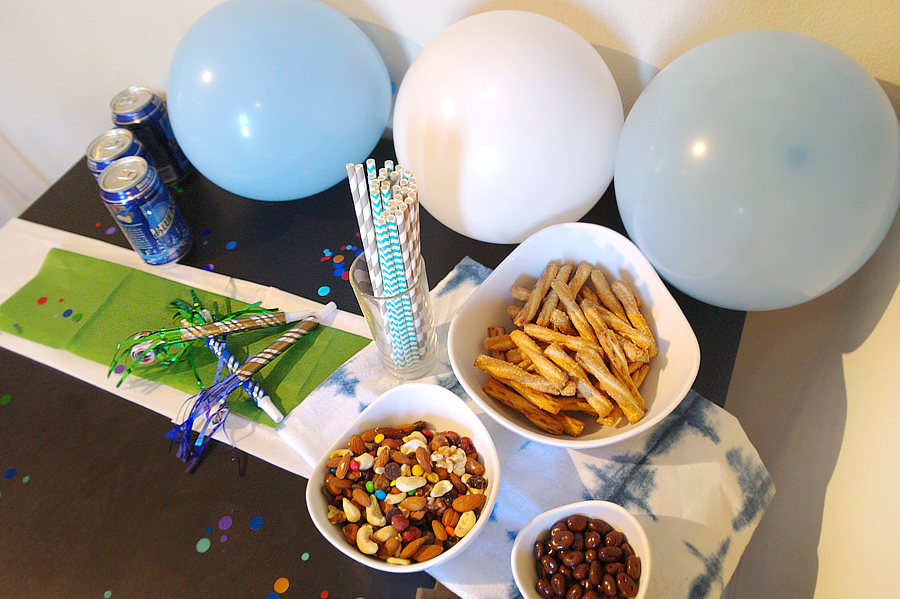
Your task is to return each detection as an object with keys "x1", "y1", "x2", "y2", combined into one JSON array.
[
  {"x1": 167, "y1": 0, "x2": 392, "y2": 201},
  {"x1": 615, "y1": 31, "x2": 900, "y2": 311}
]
